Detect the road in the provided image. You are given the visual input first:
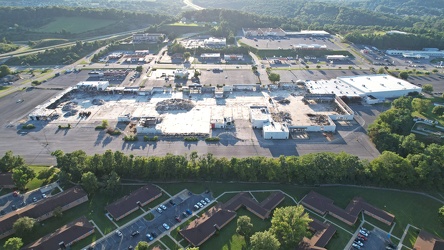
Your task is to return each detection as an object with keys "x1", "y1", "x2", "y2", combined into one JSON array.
[
  {"x1": 0, "y1": 28, "x2": 147, "y2": 61},
  {"x1": 183, "y1": 0, "x2": 204, "y2": 10}
]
